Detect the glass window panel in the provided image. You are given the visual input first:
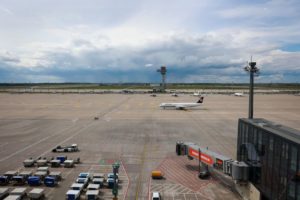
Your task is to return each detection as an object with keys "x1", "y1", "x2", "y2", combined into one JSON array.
[
  {"x1": 288, "y1": 181, "x2": 296, "y2": 198},
  {"x1": 253, "y1": 128, "x2": 258, "y2": 146},
  {"x1": 297, "y1": 182, "x2": 300, "y2": 200},
  {"x1": 291, "y1": 146, "x2": 297, "y2": 172},
  {"x1": 269, "y1": 136, "x2": 274, "y2": 151}
]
